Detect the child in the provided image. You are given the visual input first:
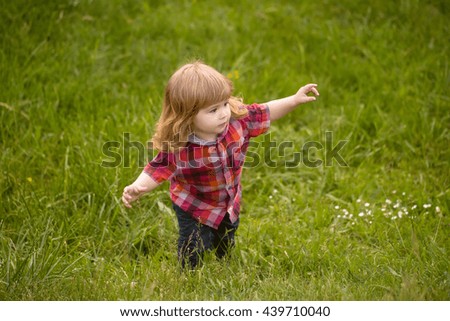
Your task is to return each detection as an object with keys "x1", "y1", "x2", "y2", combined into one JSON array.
[{"x1": 122, "y1": 61, "x2": 319, "y2": 268}]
